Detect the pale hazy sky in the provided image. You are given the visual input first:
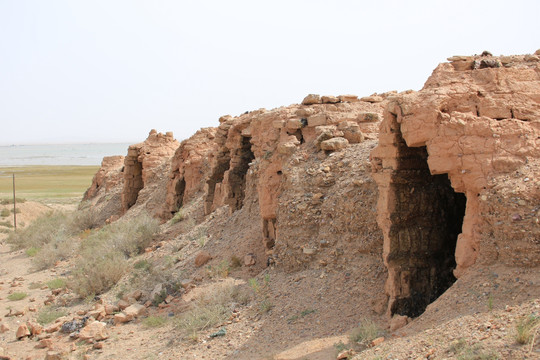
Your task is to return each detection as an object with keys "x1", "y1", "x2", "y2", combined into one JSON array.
[{"x1": 0, "y1": 0, "x2": 538, "y2": 145}]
